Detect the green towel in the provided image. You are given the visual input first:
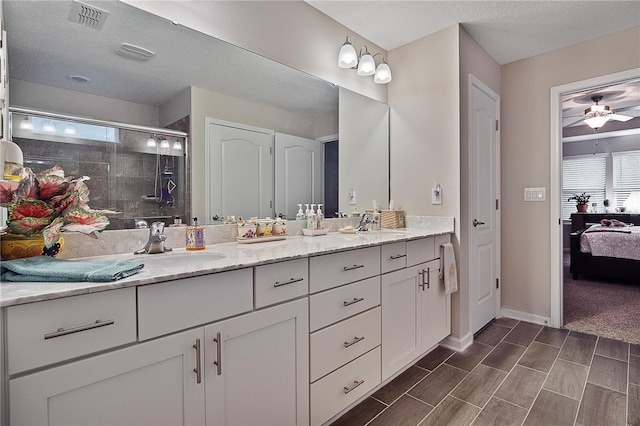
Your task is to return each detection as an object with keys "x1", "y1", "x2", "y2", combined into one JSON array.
[{"x1": 1, "y1": 256, "x2": 144, "y2": 282}]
